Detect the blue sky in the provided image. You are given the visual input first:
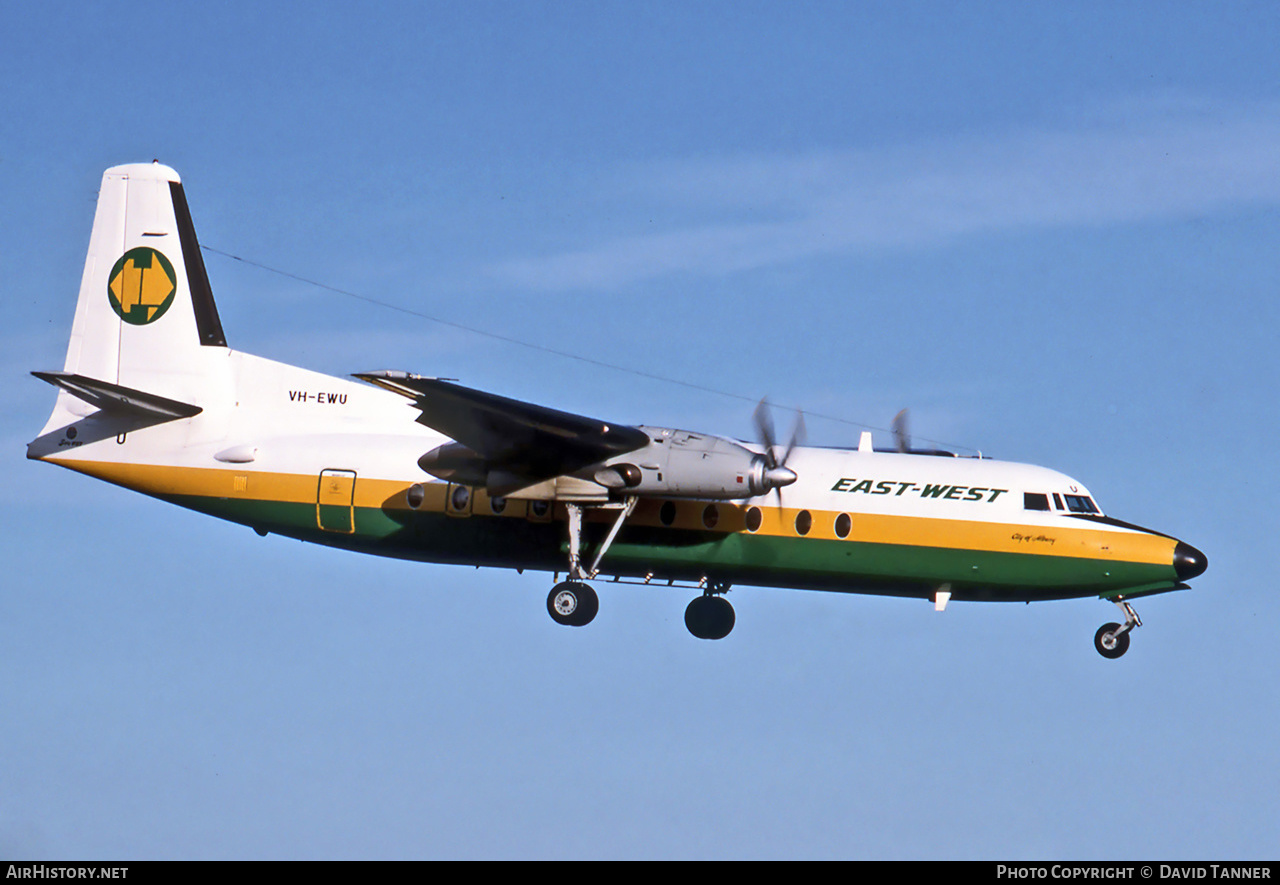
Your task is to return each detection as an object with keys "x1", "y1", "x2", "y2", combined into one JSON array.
[{"x1": 3, "y1": 1, "x2": 1278, "y2": 859}]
